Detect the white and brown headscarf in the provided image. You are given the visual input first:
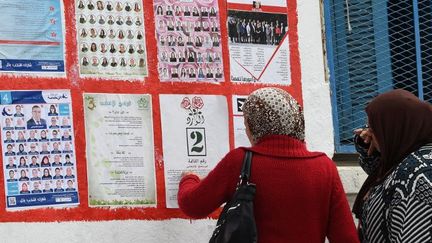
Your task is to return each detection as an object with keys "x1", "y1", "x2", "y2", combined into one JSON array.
[{"x1": 243, "y1": 87, "x2": 305, "y2": 143}]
